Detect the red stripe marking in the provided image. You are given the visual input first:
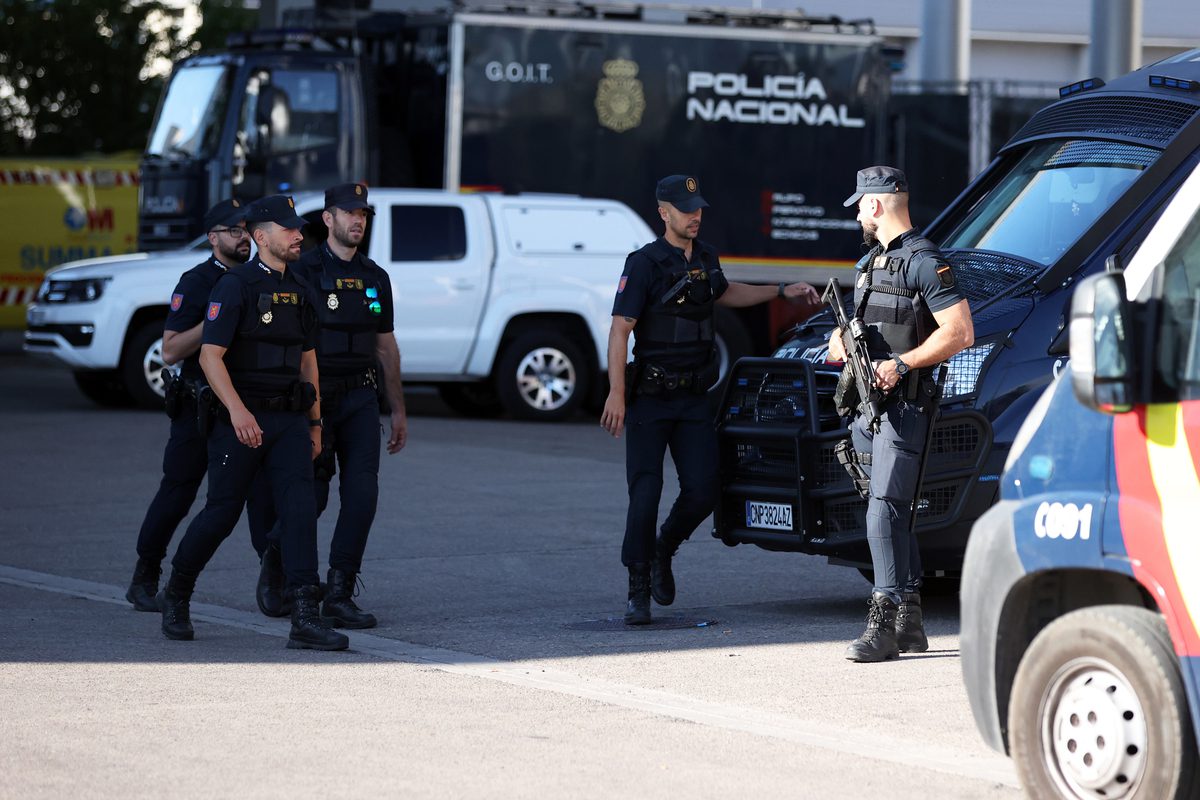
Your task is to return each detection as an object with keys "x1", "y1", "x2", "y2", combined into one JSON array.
[{"x1": 1114, "y1": 407, "x2": 1200, "y2": 656}]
